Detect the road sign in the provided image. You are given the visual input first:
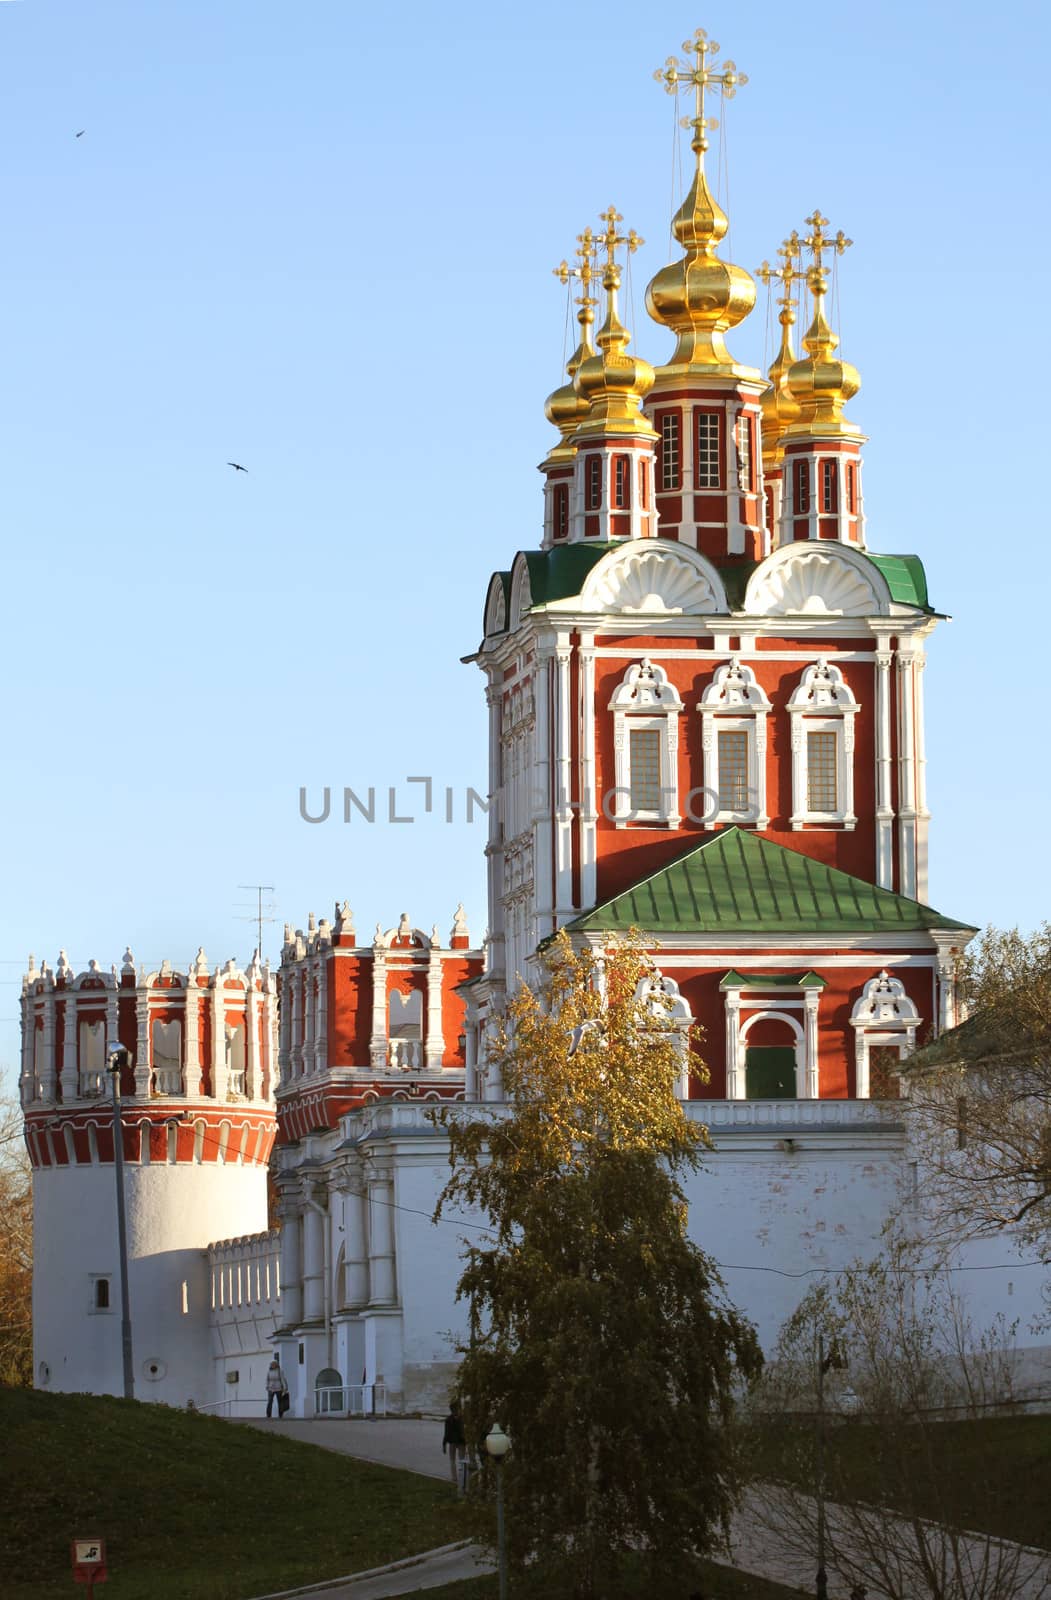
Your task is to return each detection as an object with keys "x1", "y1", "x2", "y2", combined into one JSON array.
[{"x1": 71, "y1": 1538, "x2": 107, "y2": 1587}]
